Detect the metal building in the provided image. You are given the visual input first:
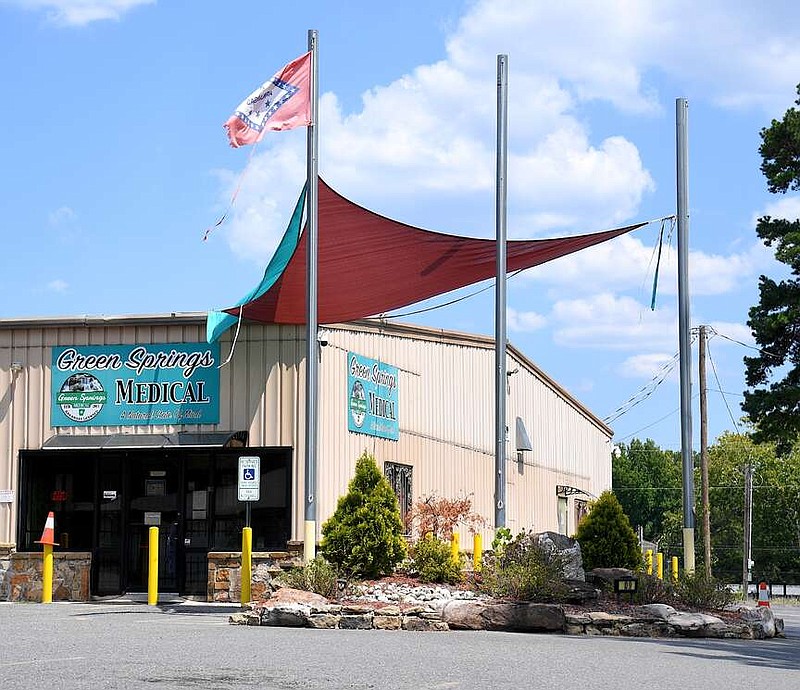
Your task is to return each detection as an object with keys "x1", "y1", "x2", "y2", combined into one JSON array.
[{"x1": 0, "y1": 312, "x2": 611, "y2": 597}]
